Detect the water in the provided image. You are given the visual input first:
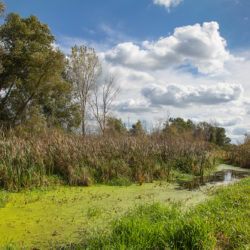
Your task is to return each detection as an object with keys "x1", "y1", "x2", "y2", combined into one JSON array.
[{"x1": 177, "y1": 168, "x2": 250, "y2": 190}]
